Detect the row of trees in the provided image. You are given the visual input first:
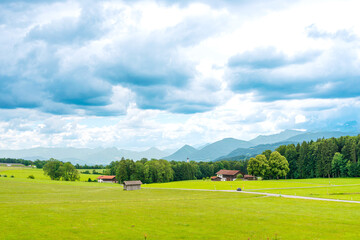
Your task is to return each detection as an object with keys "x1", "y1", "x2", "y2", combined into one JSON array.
[
  {"x1": 74, "y1": 164, "x2": 106, "y2": 169},
  {"x1": 43, "y1": 159, "x2": 80, "y2": 181},
  {"x1": 107, "y1": 158, "x2": 249, "y2": 184},
  {"x1": 0, "y1": 158, "x2": 34, "y2": 166},
  {"x1": 274, "y1": 135, "x2": 360, "y2": 178}
]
